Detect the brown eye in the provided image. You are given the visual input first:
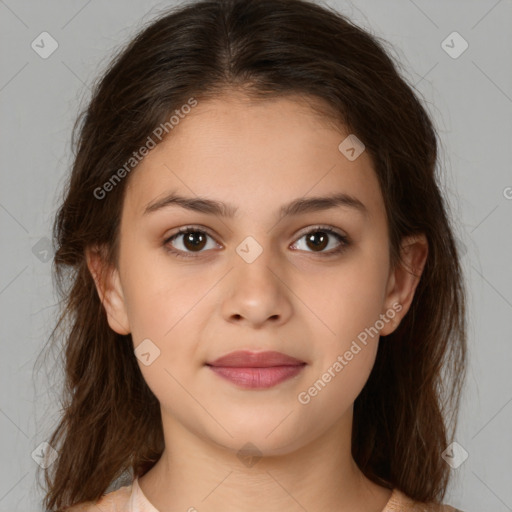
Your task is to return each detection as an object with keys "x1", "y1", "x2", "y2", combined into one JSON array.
[
  {"x1": 305, "y1": 231, "x2": 329, "y2": 251},
  {"x1": 181, "y1": 231, "x2": 208, "y2": 251},
  {"x1": 291, "y1": 227, "x2": 350, "y2": 256},
  {"x1": 164, "y1": 228, "x2": 218, "y2": 258}
]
